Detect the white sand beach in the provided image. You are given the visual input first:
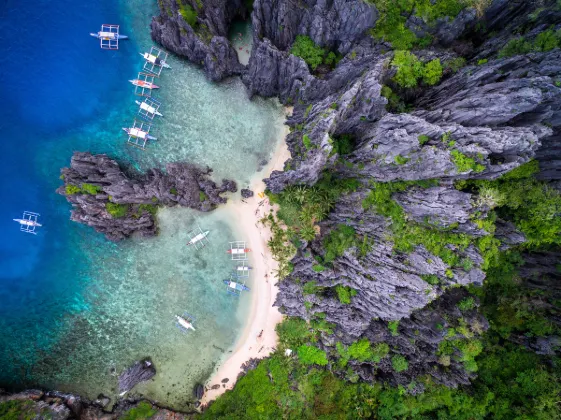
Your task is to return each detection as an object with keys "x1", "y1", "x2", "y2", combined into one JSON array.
[{"x1": 200, "y1": 111, "x2": 292, "y2": 405}]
